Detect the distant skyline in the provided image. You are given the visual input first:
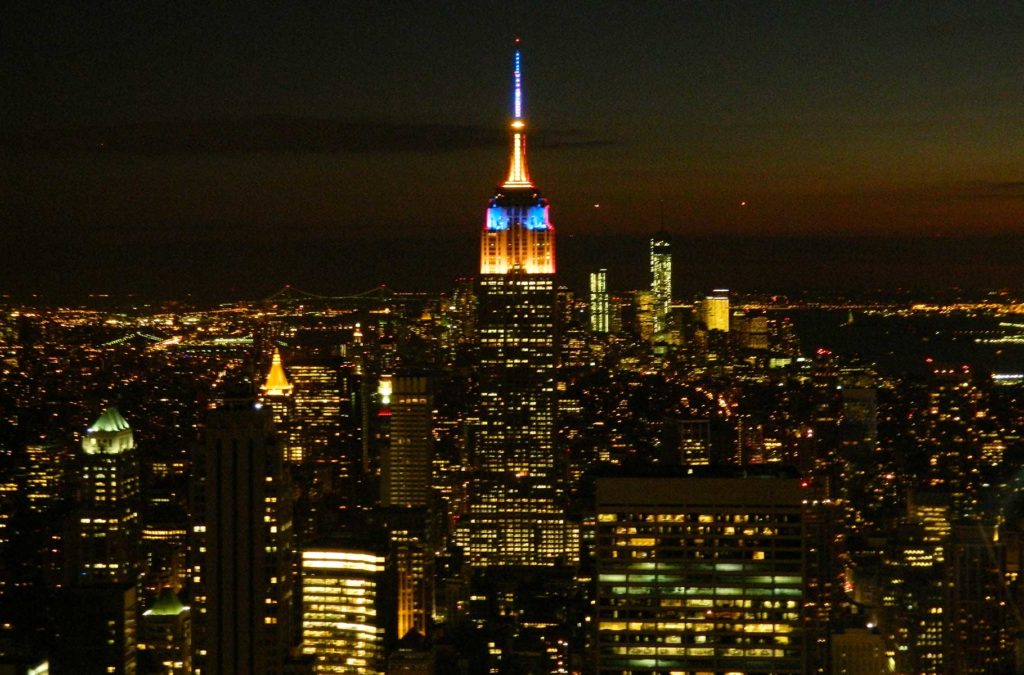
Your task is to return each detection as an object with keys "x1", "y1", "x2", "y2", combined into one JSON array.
[{"x1": 3, "y1": 2, "x2": 1024, "y2": 267}]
